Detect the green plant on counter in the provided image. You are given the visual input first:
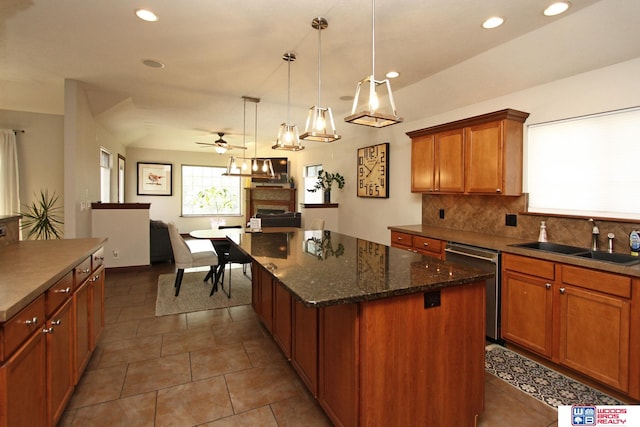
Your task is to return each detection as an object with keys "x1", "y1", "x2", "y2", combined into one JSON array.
[
  {"x1": 19, "y1": 189, "x2": 64, "y2": 240},
  {"x1": 306, "y1": 170, "x2": 345, "y2": 193}
]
